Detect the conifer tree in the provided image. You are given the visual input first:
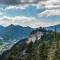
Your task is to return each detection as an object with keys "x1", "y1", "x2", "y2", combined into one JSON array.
[
  {"x1": 39, "y1": 42, "x2": 48, "y2": 60},
  {"x1": 25, "y1": 41, "x2": 34, "y2": 60}
]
